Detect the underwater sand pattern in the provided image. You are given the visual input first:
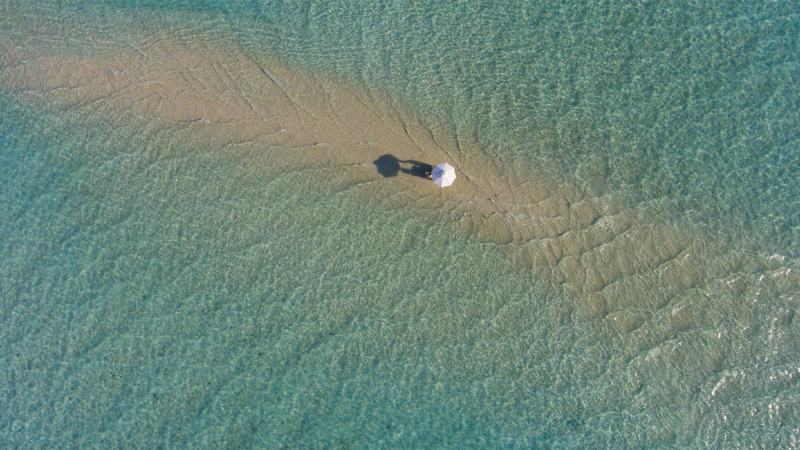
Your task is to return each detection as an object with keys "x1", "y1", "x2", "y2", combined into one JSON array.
[{"x1": 2, "y1": 3, "x2": 799, "y2": 448}]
